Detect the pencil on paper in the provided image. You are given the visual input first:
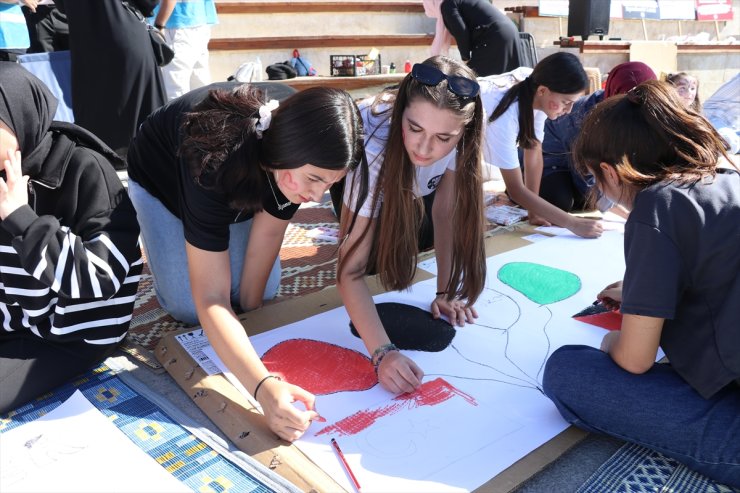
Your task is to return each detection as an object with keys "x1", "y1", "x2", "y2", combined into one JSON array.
[{"x1": 330, "y1": 437, "x2": 361, "y2": 491}]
